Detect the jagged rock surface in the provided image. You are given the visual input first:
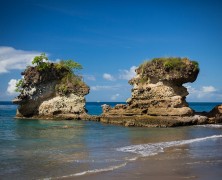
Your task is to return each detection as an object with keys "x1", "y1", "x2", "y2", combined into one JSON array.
[
  {"x1": 207, "y1": 105, "x2": 222, "y2": 123},
  {"x1": 101, "y1": 58, "x2": 222, "y2": 127},
  {"x1": 38, "y1": 94, "x2": 86, "y2": 116},
  {"x1": 102, "y1": 58, "x2": 199, "y2": 117},
  {"x1": 12, "y1": 57, "x2": 222, "y2": 127},
  {"x1": 13, "y1": 63, "x2": 89, "y2": 118}
]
